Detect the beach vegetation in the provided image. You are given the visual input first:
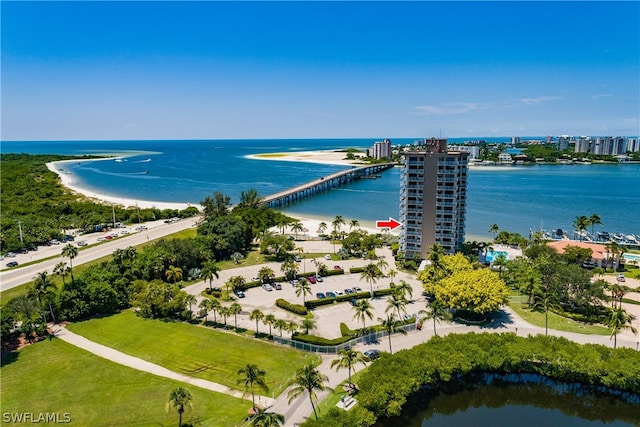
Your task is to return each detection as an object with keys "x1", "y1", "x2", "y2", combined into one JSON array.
[{"x1": 0, "y1": 154, "x2": 198, "y2": 254}]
